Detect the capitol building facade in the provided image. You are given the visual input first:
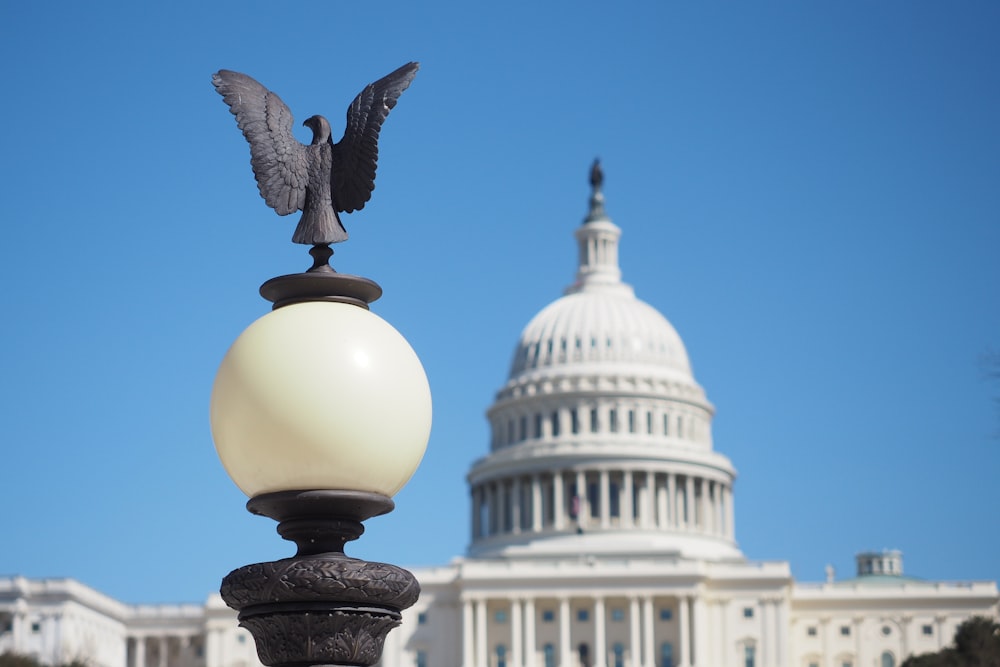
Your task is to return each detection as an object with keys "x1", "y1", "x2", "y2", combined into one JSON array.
[{"x1": 2, "y1": 165, "x2": 996, "y2": 667}]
